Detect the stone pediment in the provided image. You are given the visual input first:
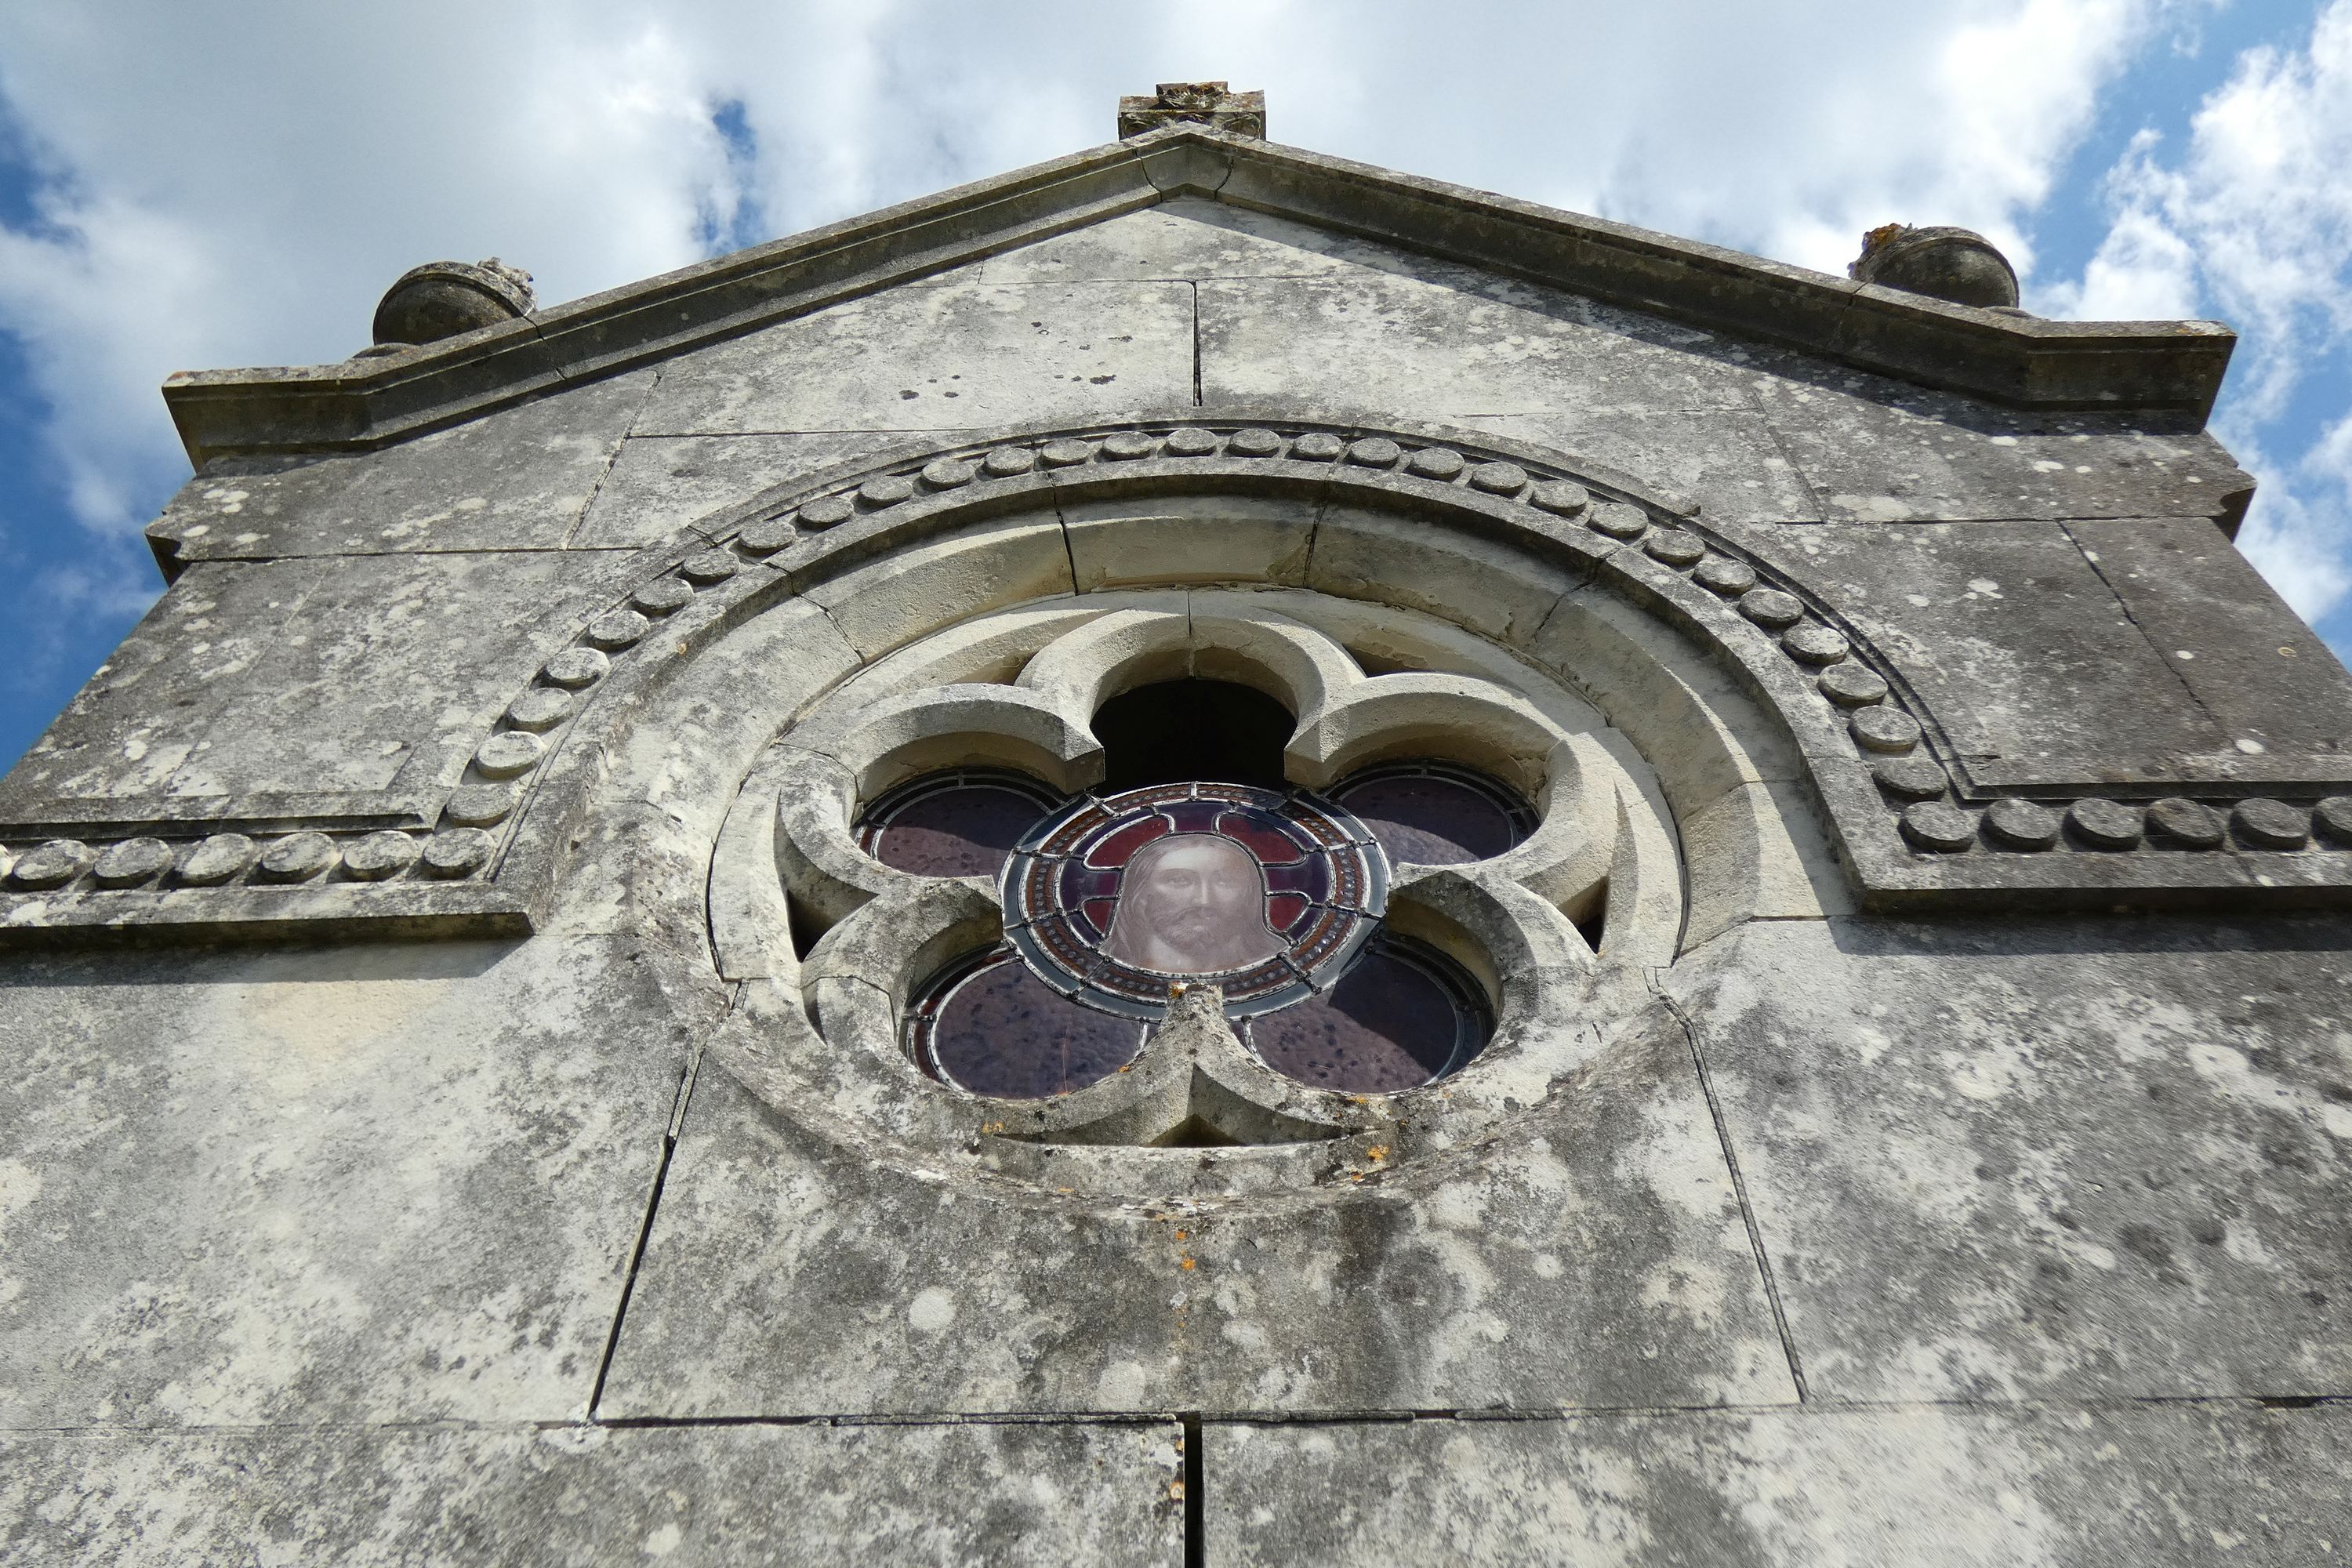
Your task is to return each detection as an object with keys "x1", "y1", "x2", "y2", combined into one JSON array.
[{"x1": 158, "y1": 123, "x2": 2237, "y2": 468}]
